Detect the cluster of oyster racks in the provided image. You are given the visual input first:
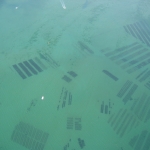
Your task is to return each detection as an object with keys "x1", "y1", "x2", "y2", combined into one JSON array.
[{"x1": 60, "y1": 0, "x2": 66, "y2": 9}]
